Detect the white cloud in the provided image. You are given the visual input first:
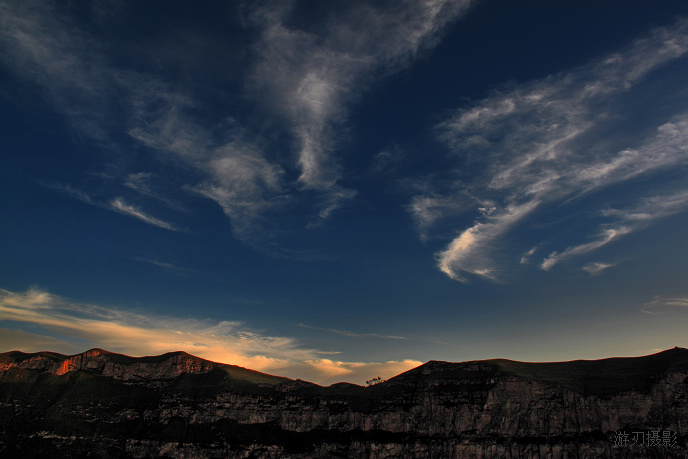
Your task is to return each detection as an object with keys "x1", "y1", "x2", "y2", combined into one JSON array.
[
  {"x1": 1, "y1": 0, "x2": 474, "y2": 248},
  {"x1": 1, "y1": 0, "x2": 288, "y2": 244},
  {"x1": 541, "y1": 227, "x2": 630, "y2": 271},
  {"x1": 417, "y1": 19, "x2": 688, "y2": 281},
  {"x1": 110, "y1": 197, "x2": 183, "y2": 232},
  {"x1": 601, "y1": 188, "x2": 688, "y2": 222},
  {"x1": 0, "y1": 288, "x2": 420, "y2": 385},
  {"x1": 0, "y1": 287, "x2": 309, "y2": 371},
  {"x1": 437, "y1": 200, "x2": 539, "y2": 282},
  {"x1": 249, "y1": 0, "x2": 472, "y2": 219},
  {"x1": 0, "y1": 1, "x2": 116, "y2": 142},
  {"x1": 542, "y1": 187, "x2": 688, "y2": 270},
  {"x1": 43, "y1": 182, "x2": 186, "y2": 233},
  {"x1": 193, "y1": 147, "x2": 287, "y2": 238},
  {"x1": 582, "y1": 261, "x2": 618, "y2": 275},
  {"x1": 519, "y1": 246, "x2": 538, "y2": 265},
  {"x1": 409, "y1": 193, "x2": 476, "y2": 242}
]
